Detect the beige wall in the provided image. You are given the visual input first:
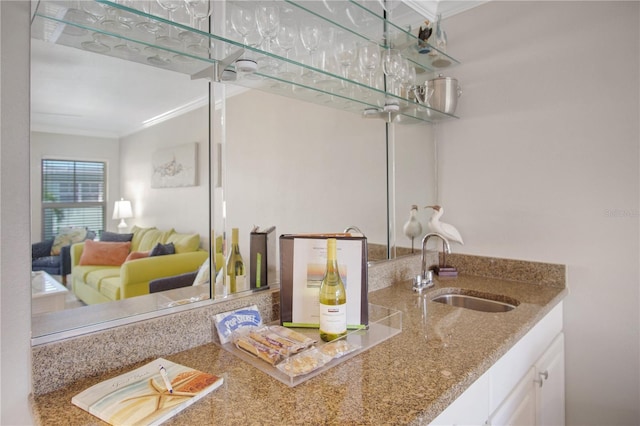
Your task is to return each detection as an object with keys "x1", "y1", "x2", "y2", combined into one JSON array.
[
  {"x1": 440, "y1": 2, "x2": 639, "y2": 424},
  {"x1": 119, "y1": 105, "x2": 210, "y2": 246}
]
